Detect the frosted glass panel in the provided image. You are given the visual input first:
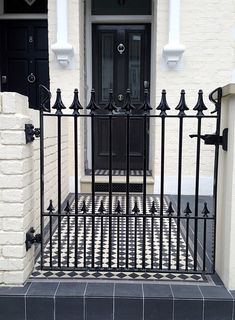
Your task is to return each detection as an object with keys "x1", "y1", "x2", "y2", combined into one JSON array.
[
  {"x1": 129, "y1": 34, "x2": 141, "y2": 100},
  {"x1": 101, "y1": 34, "x2": 114, "y2": 101}
]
